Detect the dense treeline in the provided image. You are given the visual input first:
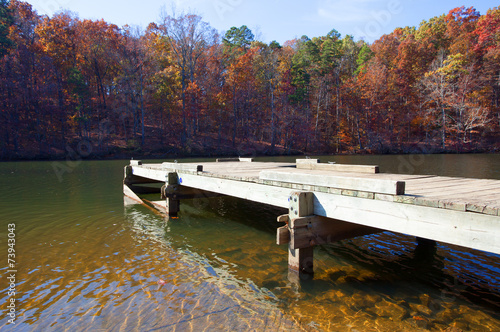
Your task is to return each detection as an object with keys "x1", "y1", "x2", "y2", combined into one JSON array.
[{"x1": 1, "y1": 1, "x2": 499, "y2": 160}]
